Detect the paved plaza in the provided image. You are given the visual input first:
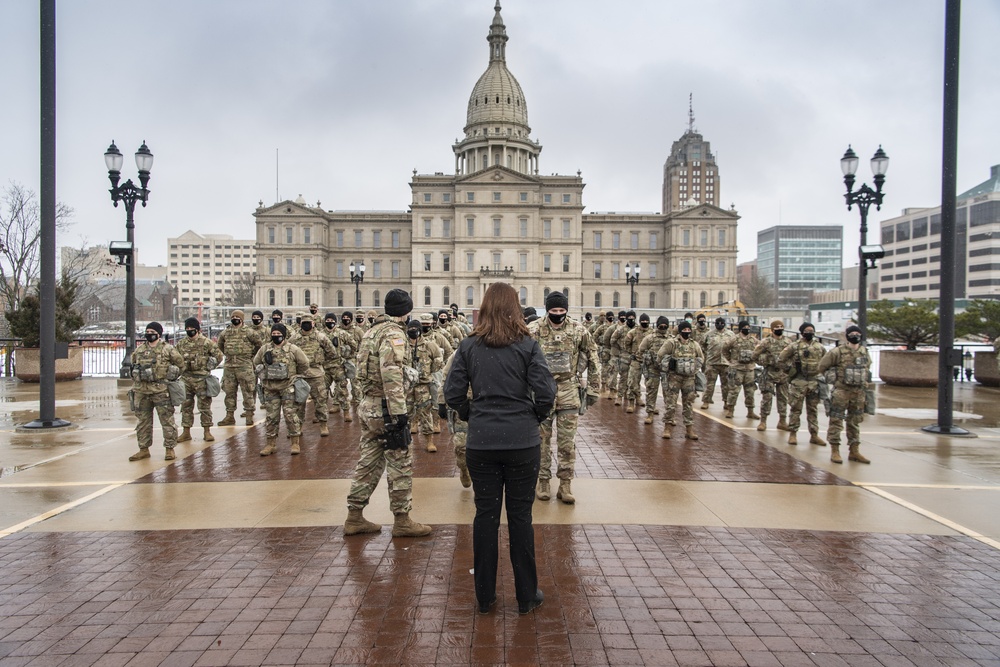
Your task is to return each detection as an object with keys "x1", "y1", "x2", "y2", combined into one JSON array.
[{"x1": 1, "y1": 378, "x2": 999, "y2": 666}]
